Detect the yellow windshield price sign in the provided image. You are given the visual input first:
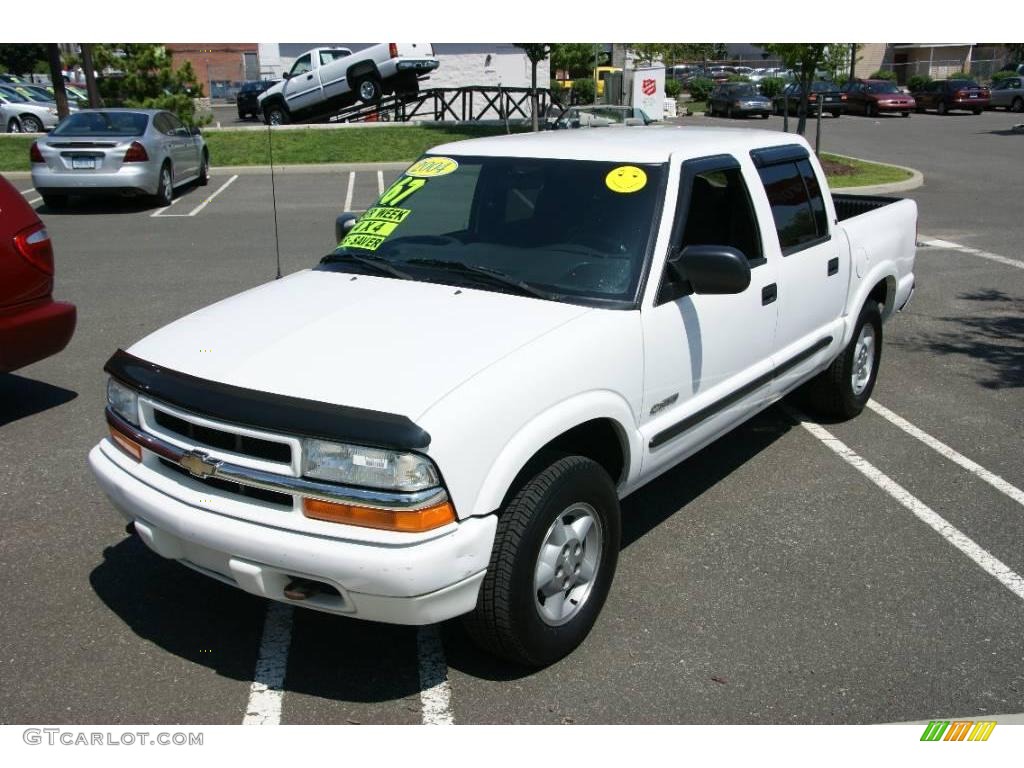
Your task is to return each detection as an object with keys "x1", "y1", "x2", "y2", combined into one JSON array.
[{"x1": 405, "y1": 156, "x2": 459, "y2": 178}]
